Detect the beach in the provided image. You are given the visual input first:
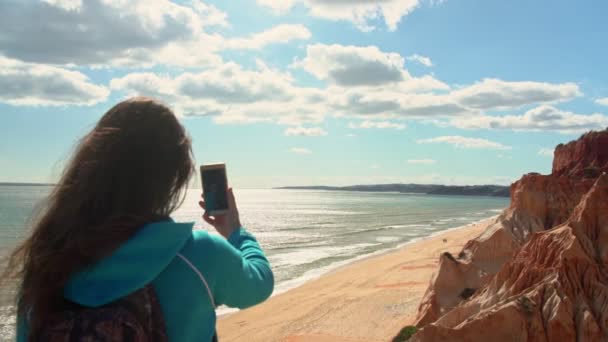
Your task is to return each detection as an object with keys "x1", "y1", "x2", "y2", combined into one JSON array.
[{"x1": 217, "y1": 217, "x2": 492, "y2": 342}]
